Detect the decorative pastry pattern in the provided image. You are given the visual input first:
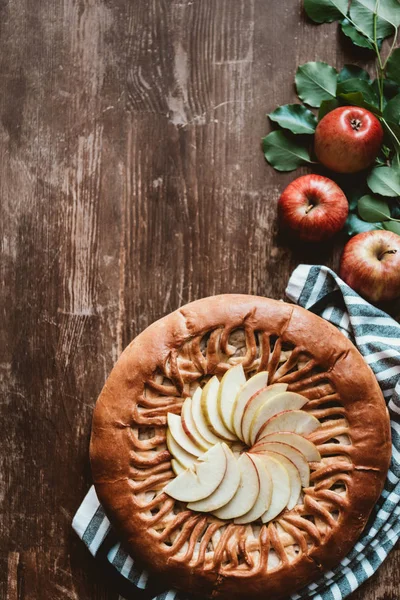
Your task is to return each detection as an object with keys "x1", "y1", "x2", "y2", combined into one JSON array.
[
  {"x1": 164, "y1": 366, "x2": 322, "y2": 523},
  {"x1": 127, "y1": 327, "x2": 354, "y2": 570}
]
